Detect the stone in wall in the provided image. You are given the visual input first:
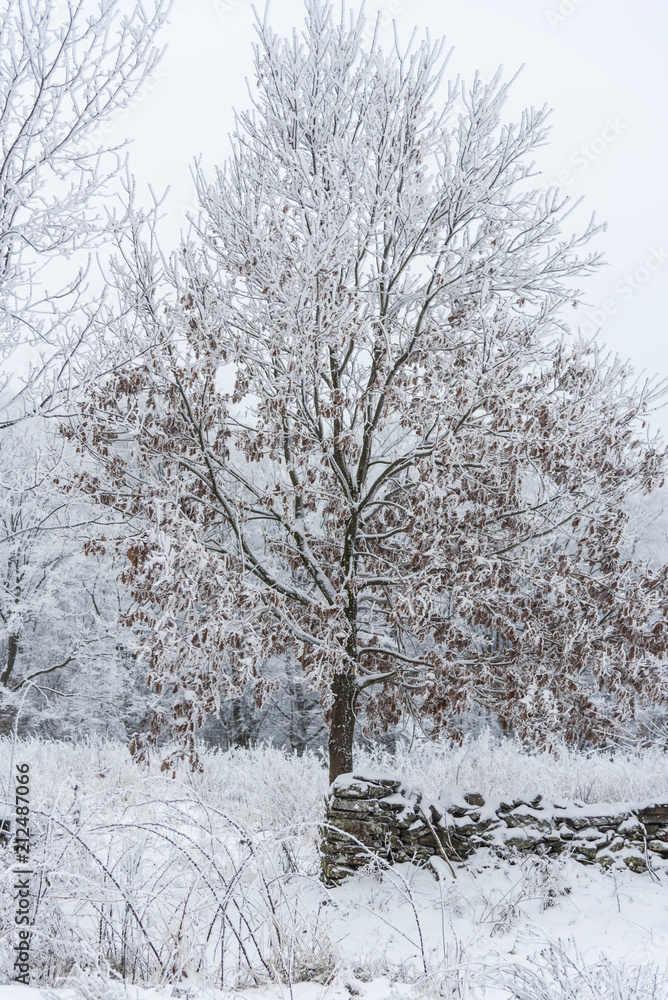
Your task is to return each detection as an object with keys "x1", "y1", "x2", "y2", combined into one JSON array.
[{"x1": 320, "y1": 772, "x2": 668, "y2": 884}]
